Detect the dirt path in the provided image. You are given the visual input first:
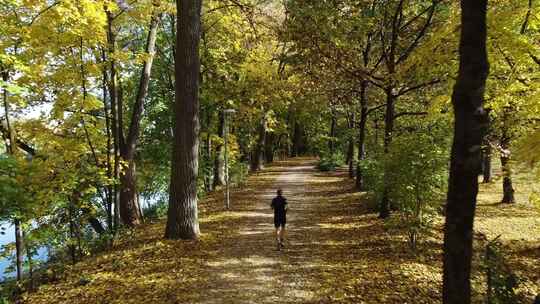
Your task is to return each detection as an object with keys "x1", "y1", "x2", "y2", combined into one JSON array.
[{"x1": 199, "y1": 159, "x2": 317, "y2": 304}]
